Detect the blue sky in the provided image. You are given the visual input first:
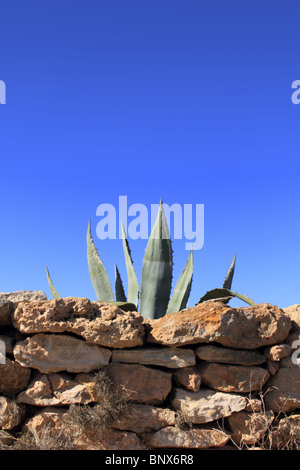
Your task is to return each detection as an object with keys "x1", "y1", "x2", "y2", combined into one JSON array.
[{"x1": 1, "y1": 1, "x2": 300, "y2": 309}]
